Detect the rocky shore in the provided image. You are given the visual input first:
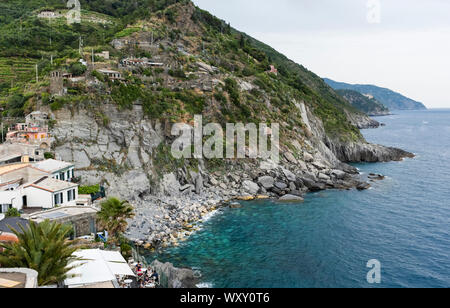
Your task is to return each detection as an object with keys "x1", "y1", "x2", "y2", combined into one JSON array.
[{"x1": 124, "y1": 143, "x2": 413, "y2": 250}]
